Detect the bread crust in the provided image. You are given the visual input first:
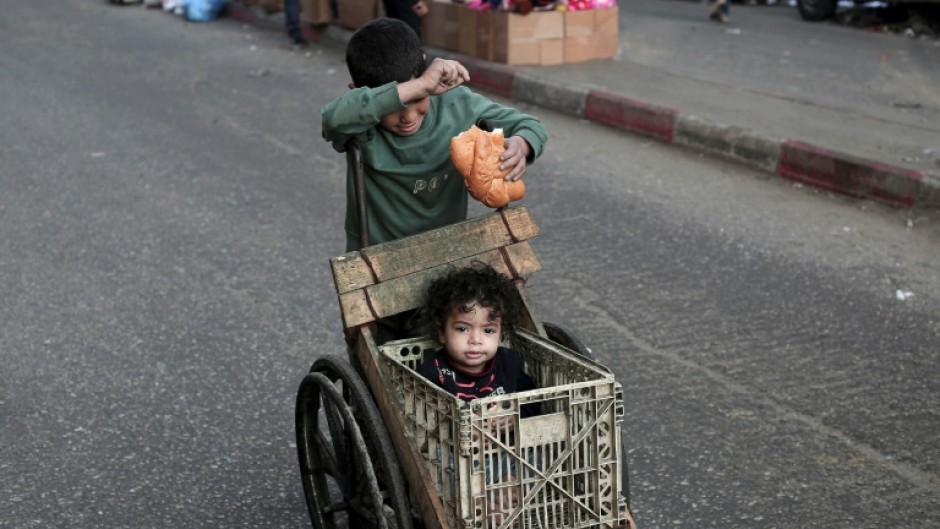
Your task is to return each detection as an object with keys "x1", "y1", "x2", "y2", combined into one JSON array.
[{"x1": 450, "y1": 125, "x2": 526, "y2": 208}]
